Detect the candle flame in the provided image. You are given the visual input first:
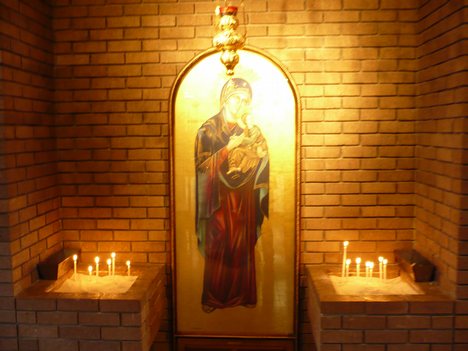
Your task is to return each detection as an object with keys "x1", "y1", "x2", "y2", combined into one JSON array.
[
  {"x1": 345, "y1": 258, "x2": 351, "y2": 265},
  {"x1": 343, "y1": 241, "x2": 349, "y2": 247},
  {"x1": 88, "y1": 265, "x2": 93, "y2": 273},
  {"x1": 378, "y1": 256, "x2": 384, "y2": 262},
  {"x1": 94, "y1": 256, "x2": 100, "y2": 263},
  {"x1": 107, "y1": 258, "x2": 111, "y2": 265},
  {"x1": 73, "y1": 254, "x2": 77, "y2": 261},
  {"x1": 111, "y1": 252, "x2": 116, "y2": 258},
  {"x1": 355, "y1": 257, "x2": 361, "y2": 264}
]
